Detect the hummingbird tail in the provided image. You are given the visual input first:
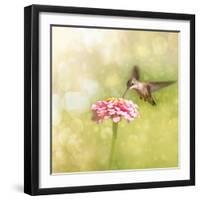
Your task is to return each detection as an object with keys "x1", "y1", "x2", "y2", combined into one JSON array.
[
  {"x1": 148, "y1": 97, "x2": 156, "y2": 106},
  {"x1": 151, "y1": 100, "x2": 156, "y2": 106}
]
